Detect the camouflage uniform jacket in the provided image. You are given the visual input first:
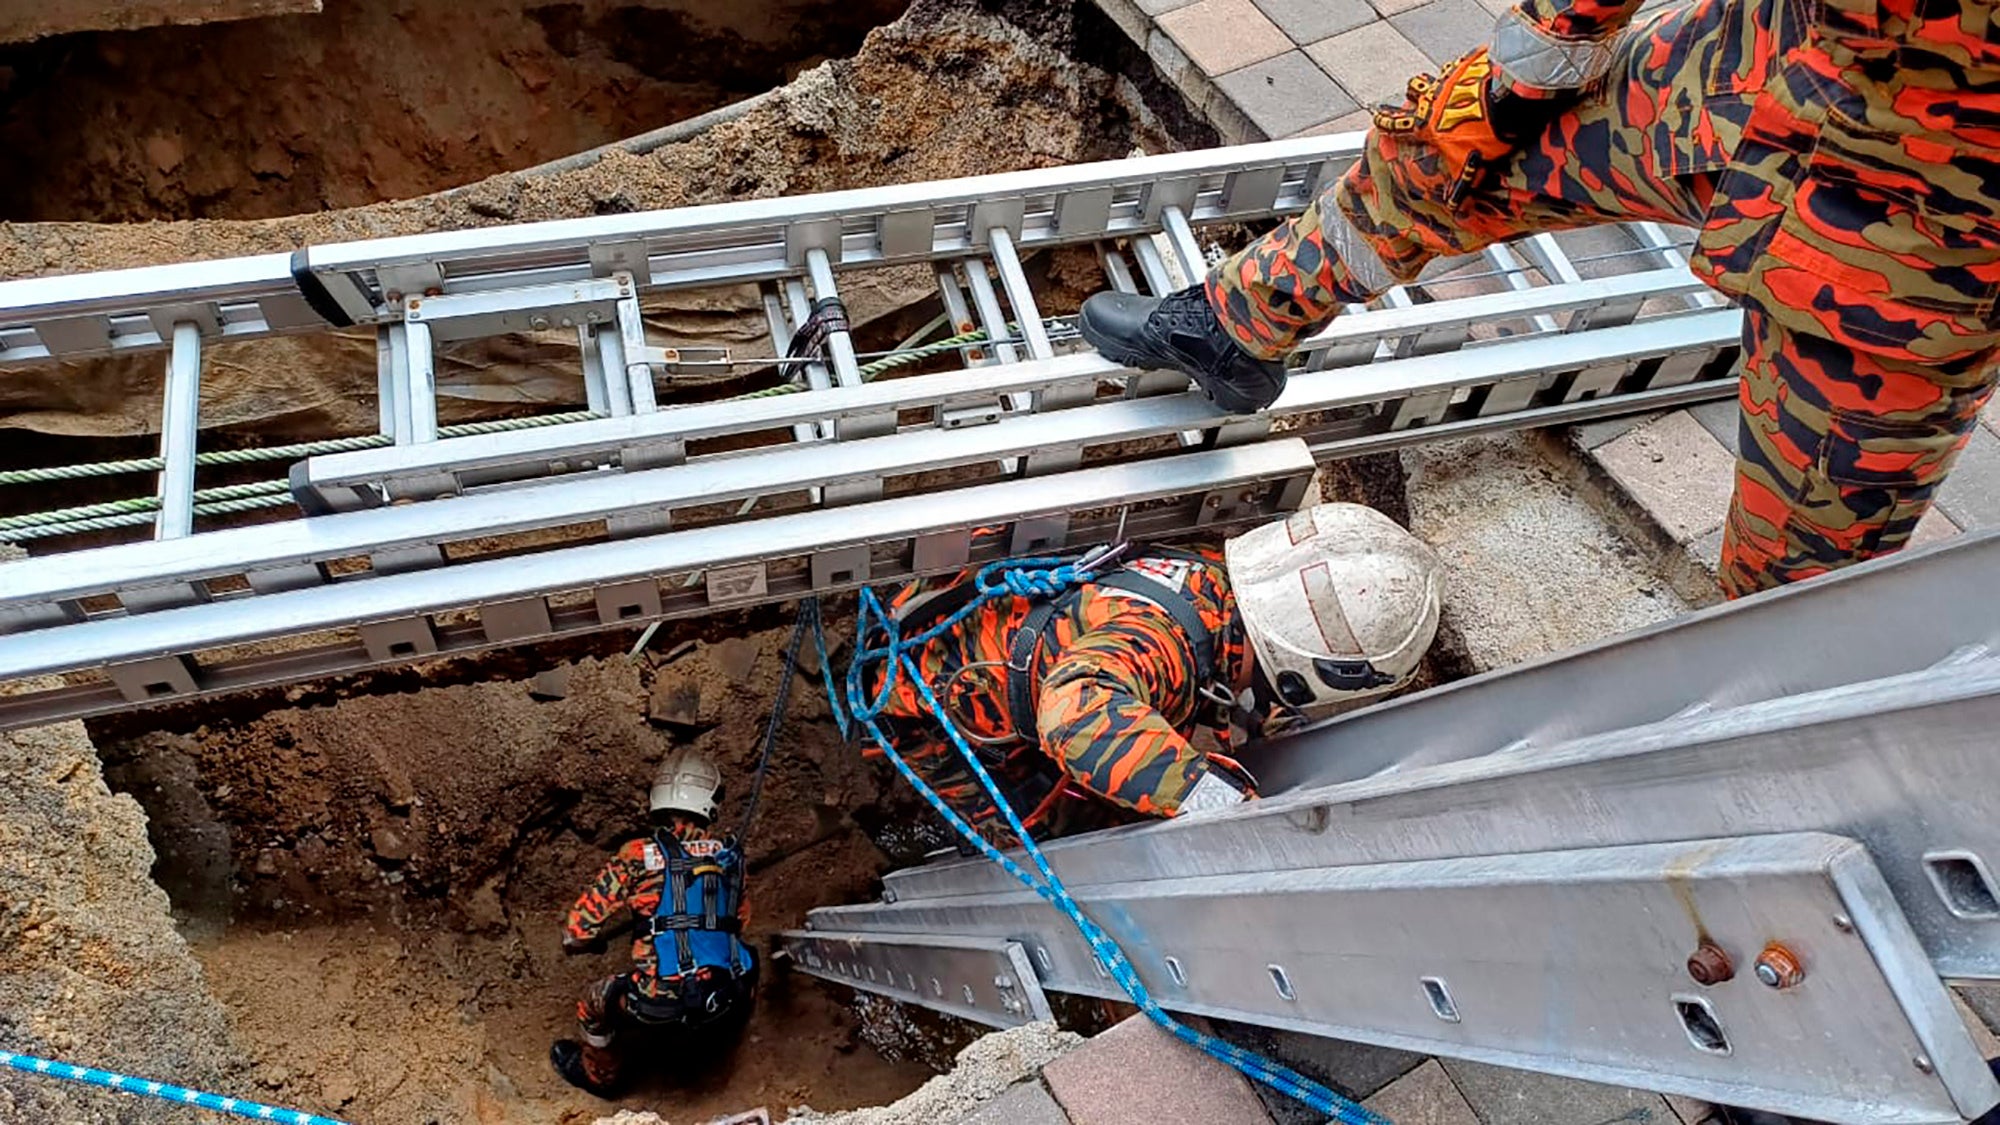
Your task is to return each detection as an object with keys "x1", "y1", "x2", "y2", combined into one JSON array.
[
  {"x1": 874, "y1": 545, "x2": 1251, "y2": 828},
  {"x1": 562, "y1": 821, "x2": 747, "y2": 997}
]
